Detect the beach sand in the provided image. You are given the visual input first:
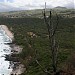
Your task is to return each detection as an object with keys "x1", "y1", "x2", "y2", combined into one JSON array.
[
  {"x1": 10, "y1": 64, "x2": 25, "y2": 75},
  {"x1": 0, "y1": 25, "x2": 14, "y2": 40}
]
